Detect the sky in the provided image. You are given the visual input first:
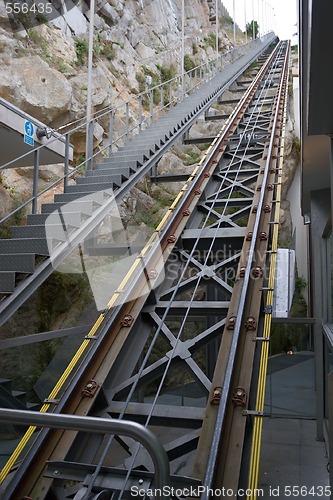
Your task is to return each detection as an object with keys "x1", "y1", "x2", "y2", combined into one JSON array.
[{"x1": 221, "y1": 0, "x2": 298, "y2": 43}]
